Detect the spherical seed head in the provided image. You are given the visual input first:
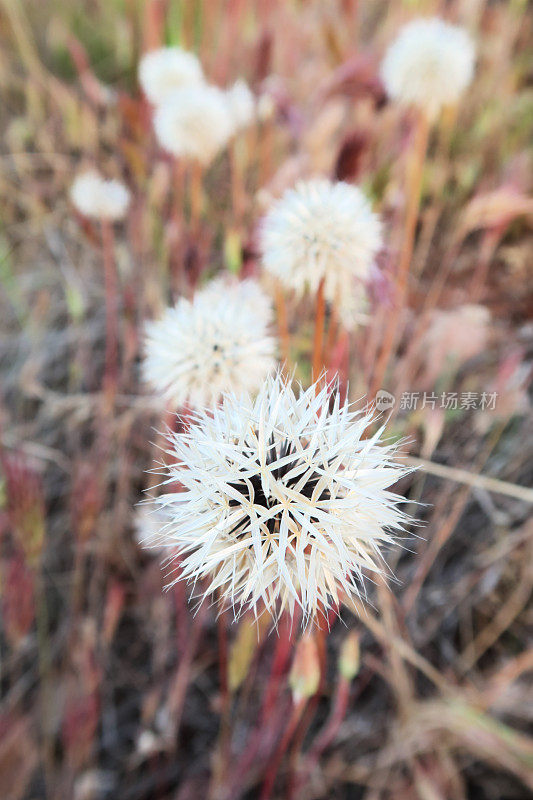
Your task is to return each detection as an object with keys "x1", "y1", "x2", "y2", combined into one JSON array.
[
  {"x1": 153, "y1": 374, "x2": 413, "y2": 623},
  {"x1": 259, "y1": 179, "x2": 382, "y2": 317},
  {"x1": 142, "y1": 277, "x2": 276, "y2": 408},
  {"x1": 138, "y1": 47, "x2": 204, "y2": 105},
  {"x1": 153, "y1": 84, "x2": 233, "y2": 165},
  {"x1": 381, "y1": 17, "x2": 476, "y2": 120},
  {"x1": 226, "y1": 79, "x2": 256, "y2": 133},
  {"x1": 70, "y1": 171, "x2": 130, "y2": 221}
]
